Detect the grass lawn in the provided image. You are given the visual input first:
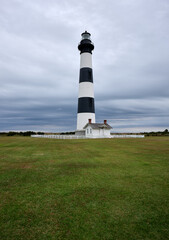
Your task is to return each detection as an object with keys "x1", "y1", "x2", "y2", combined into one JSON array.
[{"x1": 0, "y1": 136, "x2": 169, "y2": 240}]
